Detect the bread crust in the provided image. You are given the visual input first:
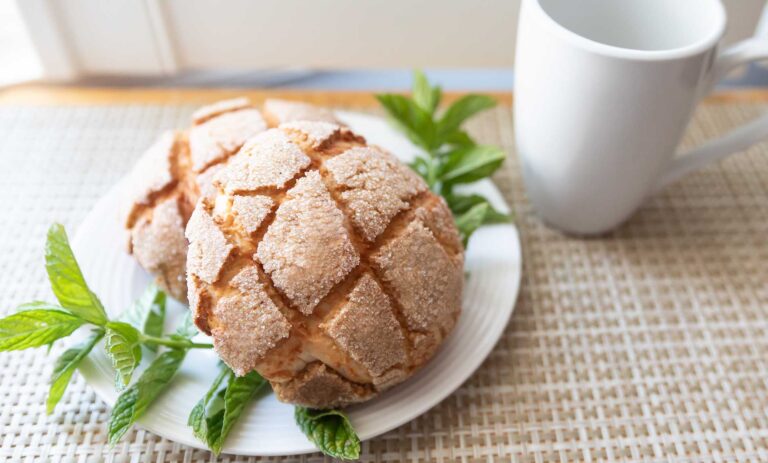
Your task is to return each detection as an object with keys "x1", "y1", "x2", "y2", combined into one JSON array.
[
  {"x1": 263, "y1": 99, "x2": 339, "y2": 127},
  {"x1": 126, "y1": 99, "x2": 463, "y2": 408},
  {"x1": 186, "y1": 121, "x2": 464, "y2": 408},
  {"x1": 125, "y1": 99, "x2": 341, "y2": 301}
]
